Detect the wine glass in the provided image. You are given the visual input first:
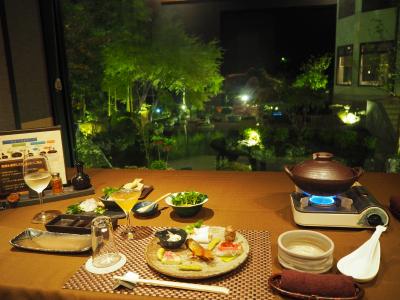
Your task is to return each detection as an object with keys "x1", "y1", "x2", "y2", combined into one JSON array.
[
  {"x1": 109, "y1": 189, "x2": 141, "y2": 239},
  {"x1": 23, "y1": 154, "x2": 59, "y2": 223}
]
